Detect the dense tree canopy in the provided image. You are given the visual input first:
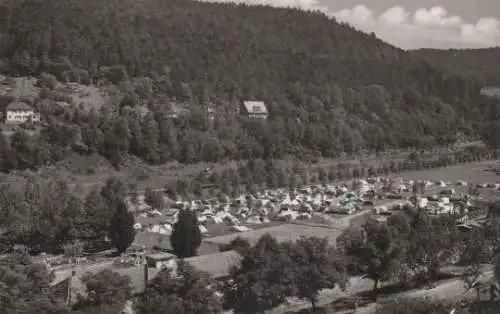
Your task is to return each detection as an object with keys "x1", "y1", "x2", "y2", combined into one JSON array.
[
  {"x1": 135, "y1": 260, "x2": 222, "y2": 314},
  {"x1": 73, "y1": 269, "x2": 133, "y2": 314},
  {"x1": 0, "y1": 252, "x2": 70, "y2": 314},
  {"x1": 0, "y1": 0, "x2": 495, "y2": 172}
]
